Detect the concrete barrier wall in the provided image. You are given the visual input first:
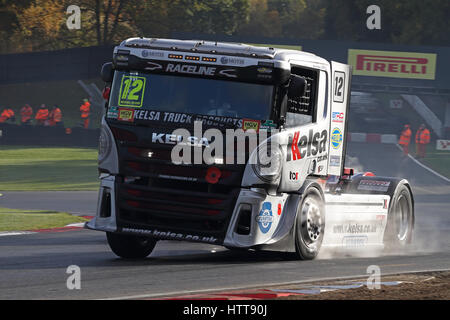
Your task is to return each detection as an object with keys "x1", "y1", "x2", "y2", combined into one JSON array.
[{"x1": 0, "y1": 124, "x2": 100, "y2": 148}]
